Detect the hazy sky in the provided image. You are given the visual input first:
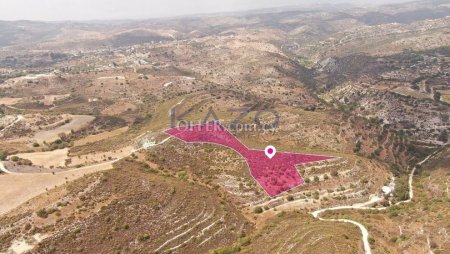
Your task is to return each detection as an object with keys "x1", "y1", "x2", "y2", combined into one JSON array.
[{"x1": 0, "y1": 0, "x2": 411, "y2": 21}]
